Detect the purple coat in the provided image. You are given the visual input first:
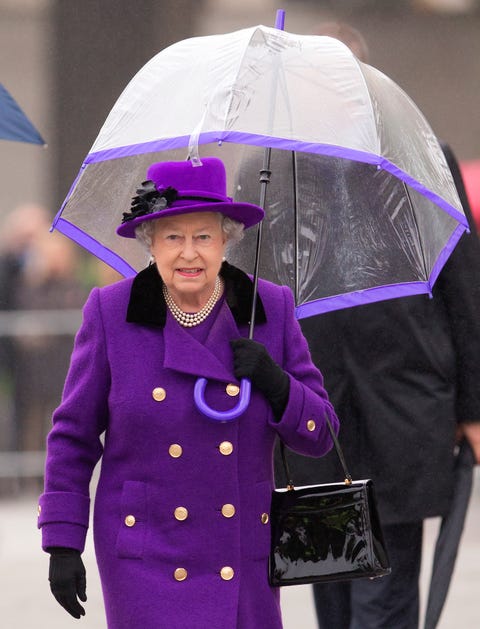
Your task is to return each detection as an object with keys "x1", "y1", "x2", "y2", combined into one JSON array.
[{"x1": 39, "y1": 263, "x2": 338, "y2": 629}]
